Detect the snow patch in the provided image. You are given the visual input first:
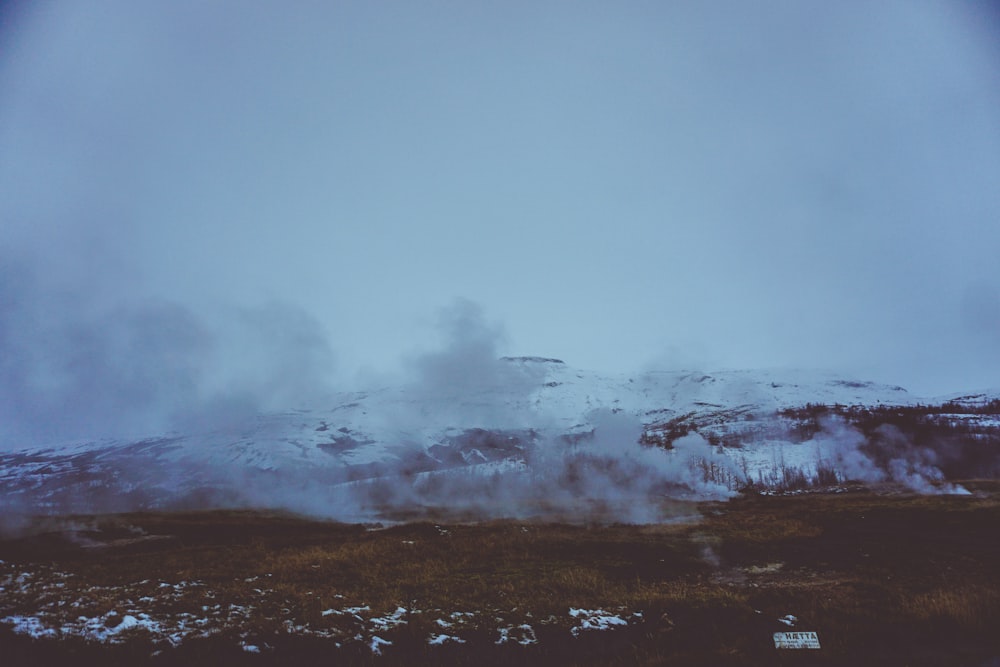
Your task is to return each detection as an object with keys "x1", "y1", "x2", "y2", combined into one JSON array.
[
  {"x1": 2, "y1": 615, "x2": 57, "y2": 639},
  {"x1": 369, "y1": 635, "x2": 392, "y2": 655},
  {"x1": 496, "y1": 623, "x2": 538, "y2": 645},
  {"x1": 568, "y1": 608, "x2": 629, "y2": 636}
]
